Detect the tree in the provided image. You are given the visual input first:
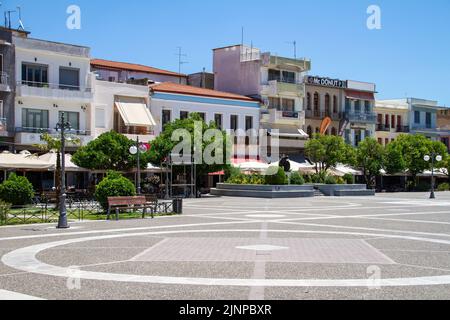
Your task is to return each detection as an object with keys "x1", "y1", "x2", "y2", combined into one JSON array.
[
  {"x1": 384, "y1": 134, "x2": 448, "y2": 186},
  {"x1": 354, "y1": 137, "x2": 385, "y2": 188},
  {"x1": 148, "y1": 113, "x2": 230, "y2": 177},
  {"x1": 0, "y1": 173, "x2": 34, "y2": 206},
  {"x1": 36, "y1": 133, "x2": 80, "y2": 208},
  {"x1": 305, "y1": 134, "x2": 352, "y2": 174},
  {"x1": 94, "y1": 171, "x2": 136, "y2": 210},
  {"x1": 72, "y1": 131, "x2": 149, "y2": 172}
]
